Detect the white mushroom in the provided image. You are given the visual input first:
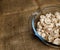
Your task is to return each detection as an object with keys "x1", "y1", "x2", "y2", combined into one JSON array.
[
  {"x1": 37, "y1": 31, "x2": 42, "y2": 36},
  {"x1": 48, "y1": 35, "x2": 54, "y2": 42},
  {"x1": 37, "y1": 28, "x2": 41, "y2": 32},
  {"x1": 46, "y1": 13, "x2": 52, "y2": 18},
  {"x1": 40, "y1": 18, "x2": 45, "y2": 24},
  {"x1": 45, "y1": 18, "x2": 51, "y2": 24},
  {"x1": 54, "y1": 29, "x2": 59, "y2": 34},
  {"x1": 41, "y1": 30, "x2": 44, "y2": 33},
  {"x1": 52, "y1": 18, "x2": 57, "y2": 23},
  {"x1": 47, "y1": 27, "x2": 52, "y2": 31},
  {"x1": 56, "y1": 23, "x2": 60, "y2": 27},
  {"x1": 53, "y1": 38, "x2": 60, "y2": 45},
  {"x1": 42, "y1": 33, "x2": 46, "y2": 38},
  {"x1": 37, "y1": 22, "x2": 42, "y2": 29},
  {"x1": 40, "y1": 15, "x2": 46, "y2": 19},
  {"x1": 48, "y1": 23, "x2": 54, "y2": 28},
  {"x1": 55, "y1": 12, "x2": 60, "y2": 19},
  {"x1": 37, "y1": 22, "x2": 40, "y2": 26}
]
